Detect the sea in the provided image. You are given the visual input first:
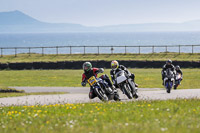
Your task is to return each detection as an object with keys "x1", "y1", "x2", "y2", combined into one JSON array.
[{"x1": 0, "y1": 32, "x2": 200, "y2": 55}]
